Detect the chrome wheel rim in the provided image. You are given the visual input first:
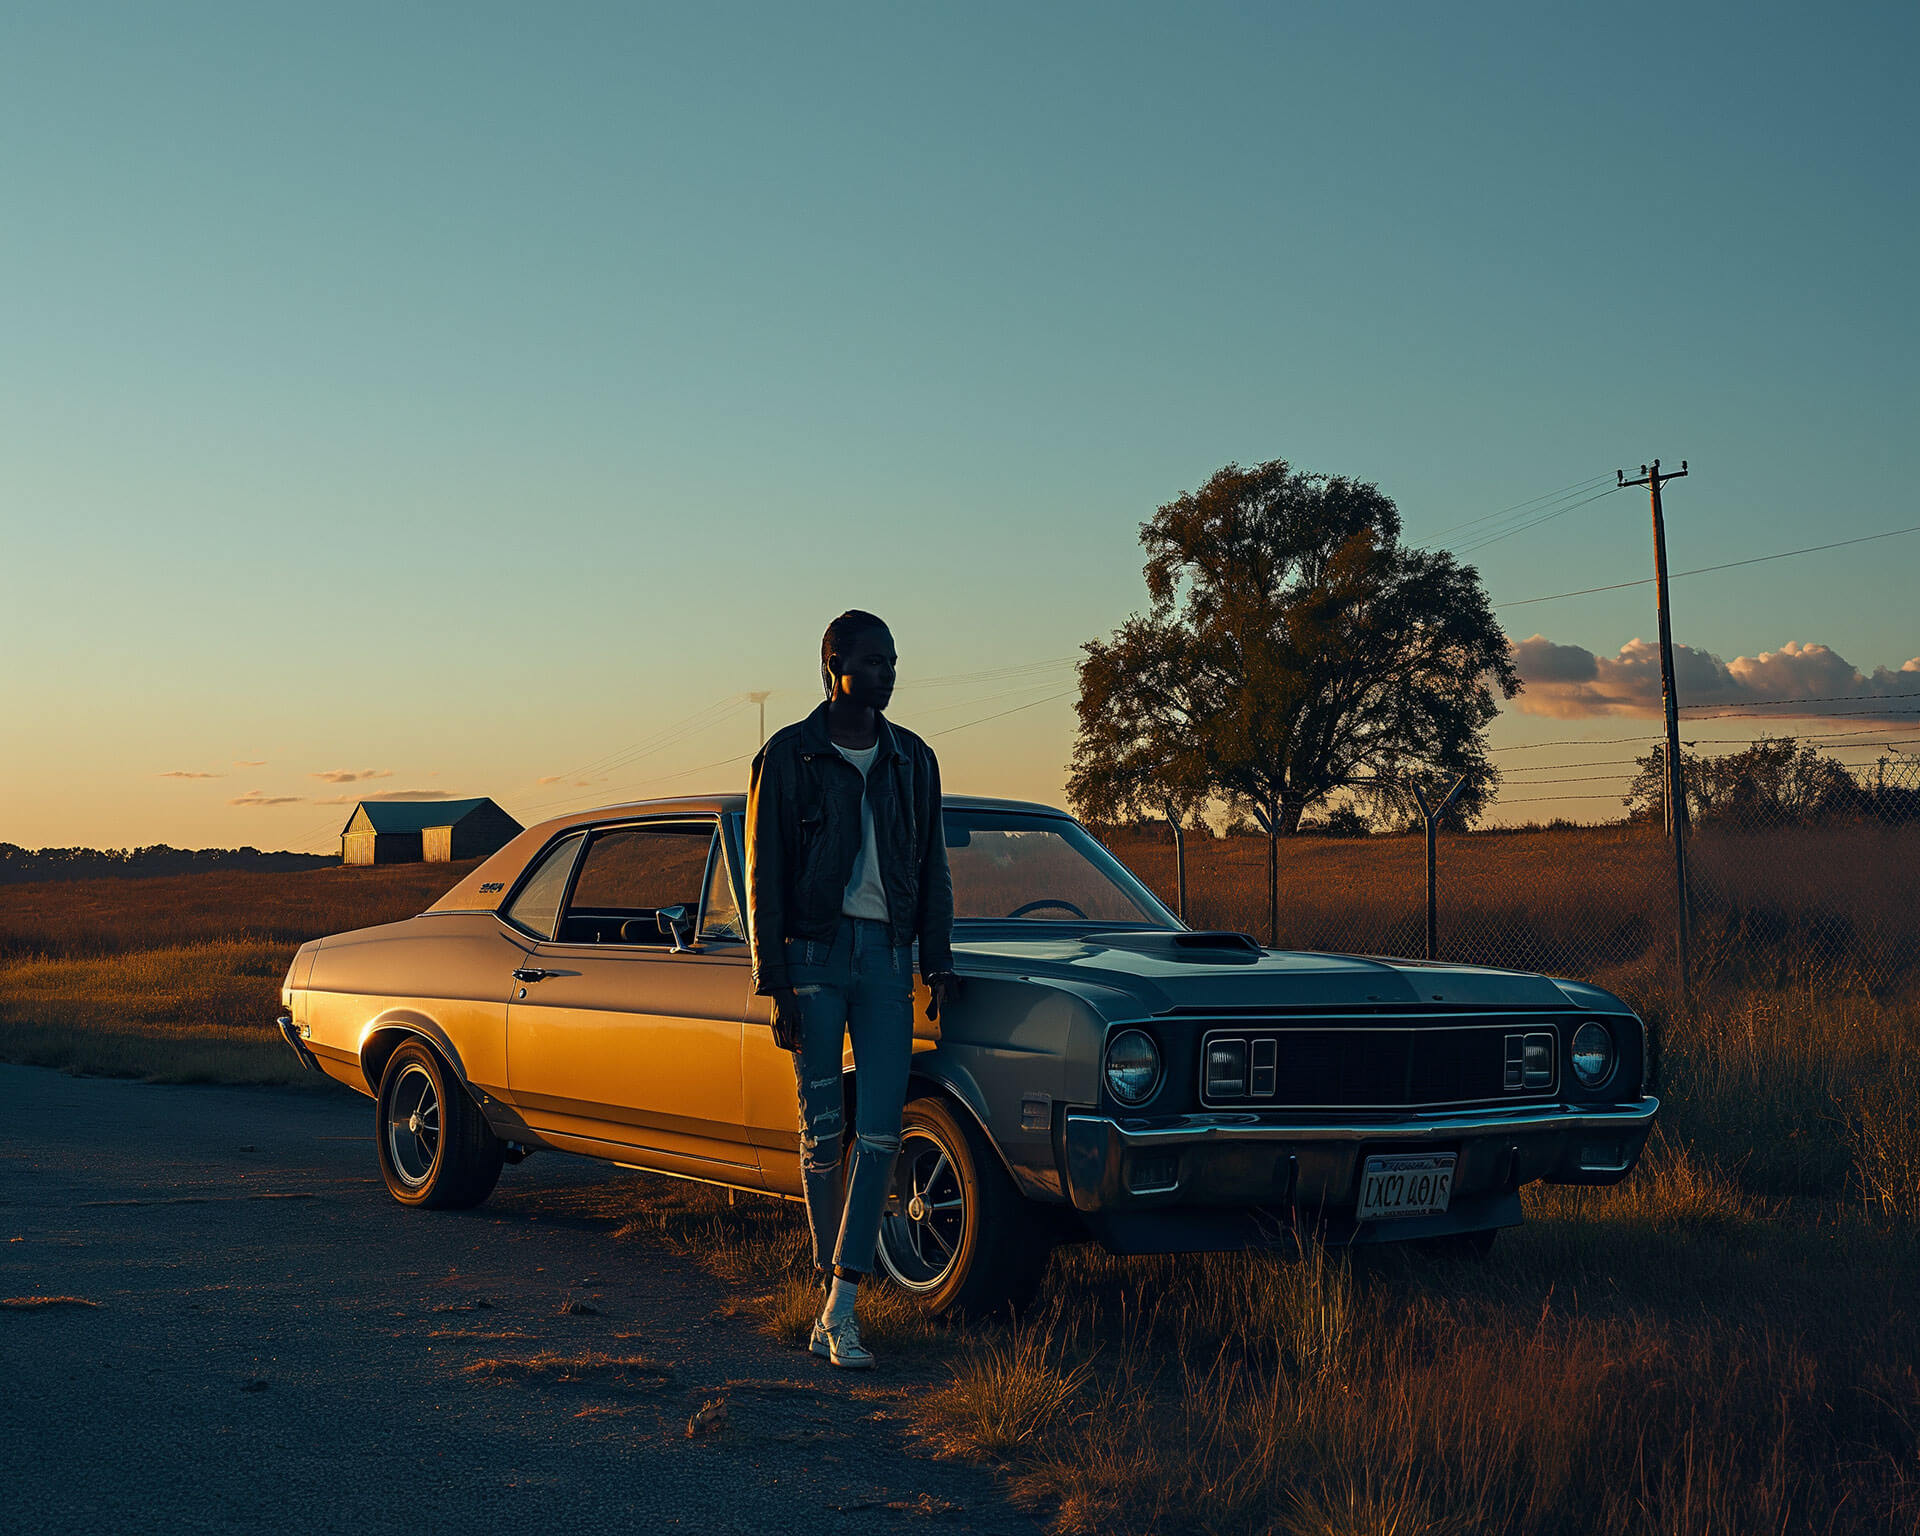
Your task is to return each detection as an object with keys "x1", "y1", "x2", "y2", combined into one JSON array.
[
  {"x1": 385, "y1": 1063, "x2": 440, "y2": 1188},
  {"x1": 876, "y1": 1126, "x2": 966, "y2": 1292}
]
